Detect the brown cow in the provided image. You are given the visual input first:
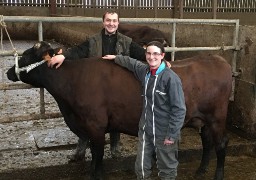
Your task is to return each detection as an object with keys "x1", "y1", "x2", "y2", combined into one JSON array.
[
  {"x1": 118, "y1": 24, "x2": 170, "y2": 48},
  {"x1": 118, "y1": 24, "x2": 171, "y2": 61},
  {"x1": 6, "y1": 41, "x2": 232, "y2": 180}
]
